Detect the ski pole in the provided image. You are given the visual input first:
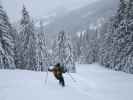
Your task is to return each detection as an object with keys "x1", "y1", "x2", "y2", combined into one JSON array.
[
  {"x1": 67, "y1": 73, "x2": 76, "y2": 82},
  {"x1": 45, "y1": 66, "x2": 49, "y2": 84}
]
